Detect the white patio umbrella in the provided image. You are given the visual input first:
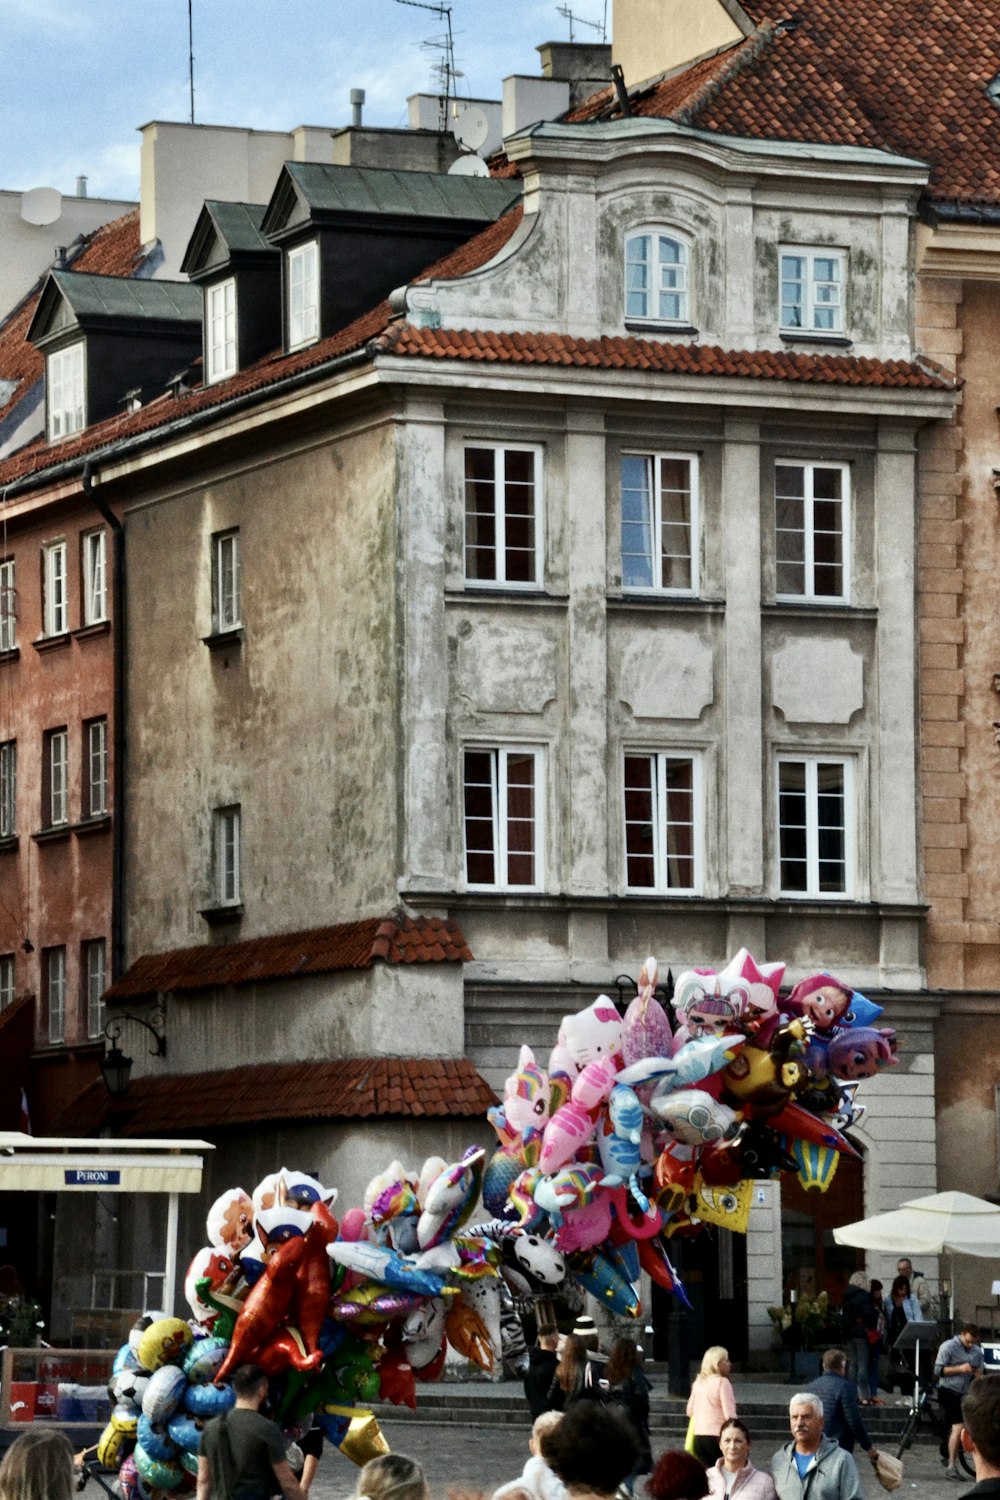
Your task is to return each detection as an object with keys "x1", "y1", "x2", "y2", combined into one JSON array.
[
  {"x1": 834, "y1": 1190, "x2": 1000, "y2": 1327},
  {"x1": 833, "y1": 1190, "x2": 1000, "y2": 1258}
]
